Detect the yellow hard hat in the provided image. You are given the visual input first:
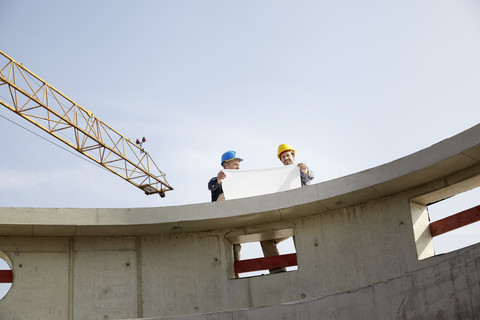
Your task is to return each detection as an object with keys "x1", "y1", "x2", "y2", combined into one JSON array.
[{"x1": 277, "y1": 143, "x2": 295, "y2": 159}]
